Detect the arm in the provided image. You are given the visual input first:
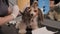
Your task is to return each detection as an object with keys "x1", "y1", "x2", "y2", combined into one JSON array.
[
  {"x1": 0, "y1": 5, "x2": 19, "y2": 25},
  {"x1": 0, "y1": 15, "x2": 14, "y2": 25}
]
